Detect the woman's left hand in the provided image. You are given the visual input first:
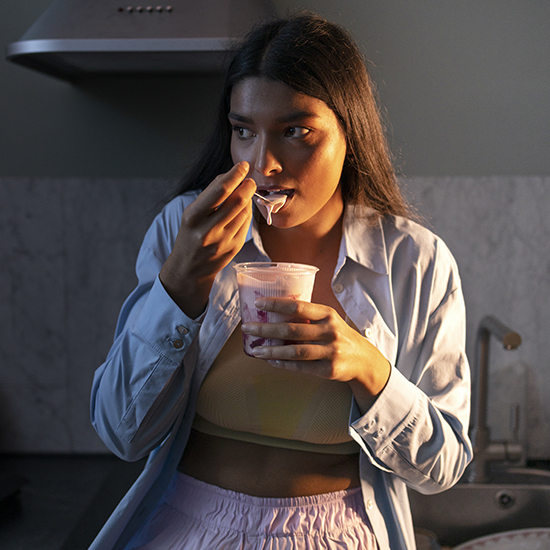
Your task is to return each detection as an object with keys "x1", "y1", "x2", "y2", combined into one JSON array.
[{"x1": 241, "y1": 297, "x2": 391, "y2": 413}]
